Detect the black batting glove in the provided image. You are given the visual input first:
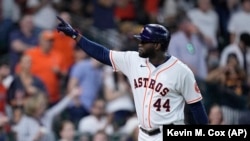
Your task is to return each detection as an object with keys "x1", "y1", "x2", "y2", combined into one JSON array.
[{"x1": 56, "y1": 16, "x2": 78, "y2": 39}]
